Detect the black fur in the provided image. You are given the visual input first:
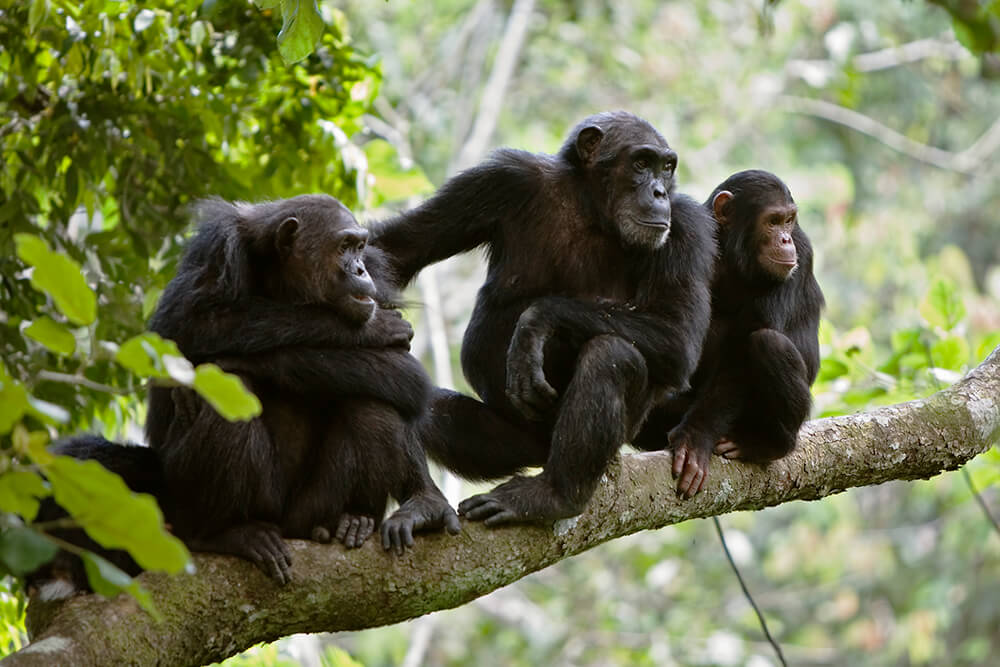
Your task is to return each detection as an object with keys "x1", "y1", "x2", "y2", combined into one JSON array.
[
  {"x1": 372, "y1": 111, "x2": 716, "y2": 525},
  {"x1": 633, "y1": 170, "x2": 825, "y2": 497}
]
